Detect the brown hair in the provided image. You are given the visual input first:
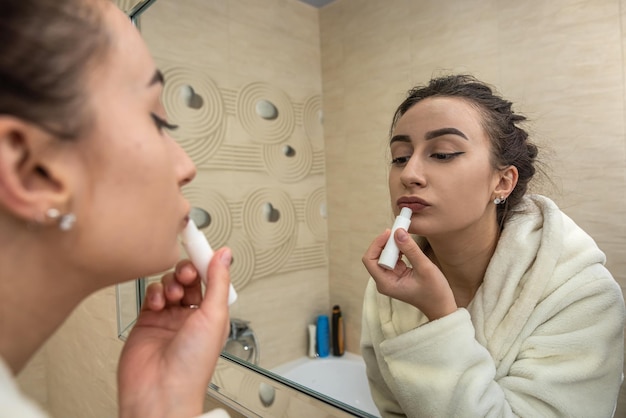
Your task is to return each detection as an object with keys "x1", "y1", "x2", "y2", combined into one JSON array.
[
  {"x1": 391, "y1": 74, "x2": 539, "y2": 227},
  {"x1": 0, "y1": 0, "x2": 111, "y2": 139}
]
